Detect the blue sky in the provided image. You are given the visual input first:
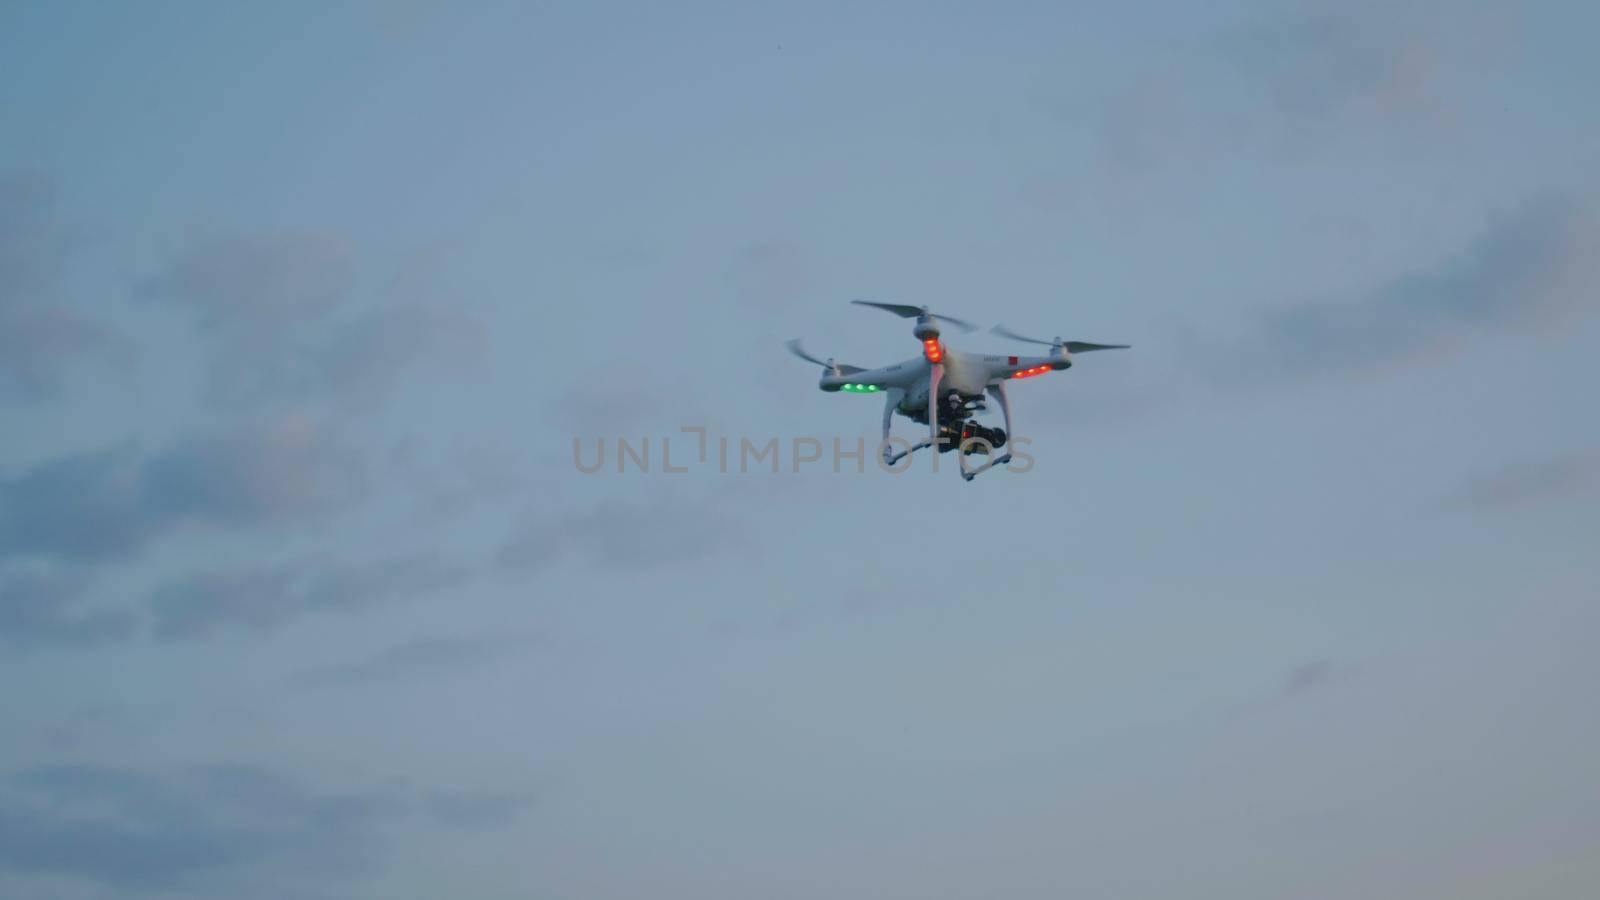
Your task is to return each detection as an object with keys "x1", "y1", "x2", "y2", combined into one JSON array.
[{"x1": 2, "y1": 1, "x2": 1598, "y2": 897}]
